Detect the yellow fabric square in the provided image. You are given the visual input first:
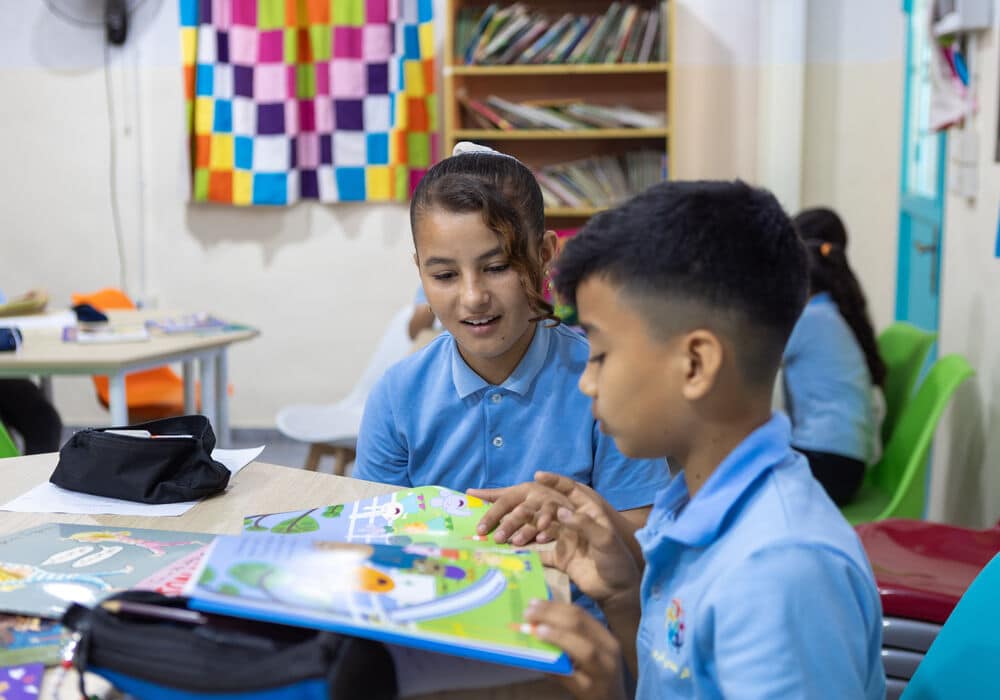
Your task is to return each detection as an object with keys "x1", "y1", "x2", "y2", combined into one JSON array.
[
  {"x1": 403, "y1": 60, "x2": 425, "y2": 97},
  {"x1": 181, "y1": 28, "x2": 197, "y2": 65},
  {"x1": 233, "y1": 170, "x2": 252, "y2": 206},
  {"x1": 194, "y1": 98, "x2": 215, "y2": 134},
  {"x1": 395, "y1": 95, "x2": 409, "y2": 128},
  {"x1": 366, "y1": 166, "x2": 392, "y2": 200},
  {"x1": 209, "y1": 135, "x2": 234, "y2": 169},
  {"x1": 418, "y1": 22, "x2": 435, "y2": 59}
]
